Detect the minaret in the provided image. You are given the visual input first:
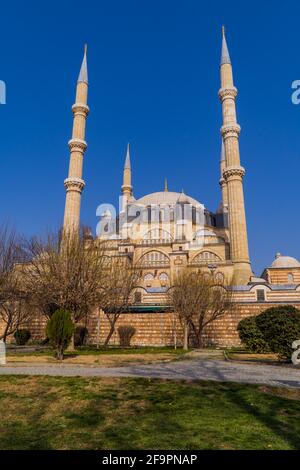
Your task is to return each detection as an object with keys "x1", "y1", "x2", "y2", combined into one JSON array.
[
  {"x1": 121, "y1": 143, "x2": 133, "y2": 207},
  {"x1": 219, "y1": 139, "x2": 228, "y2": 212},
  {"x1": 219, "y1": 27, "x2": 252, "y2": 284},
  {"x1": 63, "y1": 45, "x2": 89, "y2": 232}
]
